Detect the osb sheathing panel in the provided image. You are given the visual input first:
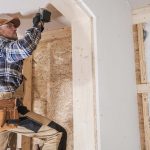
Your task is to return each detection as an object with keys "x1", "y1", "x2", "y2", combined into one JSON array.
[
  {"x1": 32, "y1": 27, "x2": 73, "y2": 149},
  {"x1": 133, "y1": 25, "x2": 141, "y2": 84},
  {"x1": 133, "y1": 25, "x2": 145, "y2": 150}
]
